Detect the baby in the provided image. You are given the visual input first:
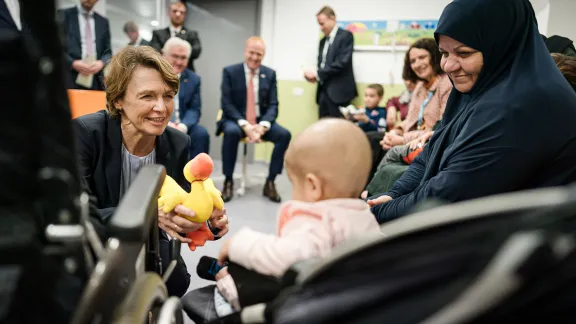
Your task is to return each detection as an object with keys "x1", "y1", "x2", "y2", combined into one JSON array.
[{"x1": 214, "y1": 118, "x2": 381, "y2": 314}]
